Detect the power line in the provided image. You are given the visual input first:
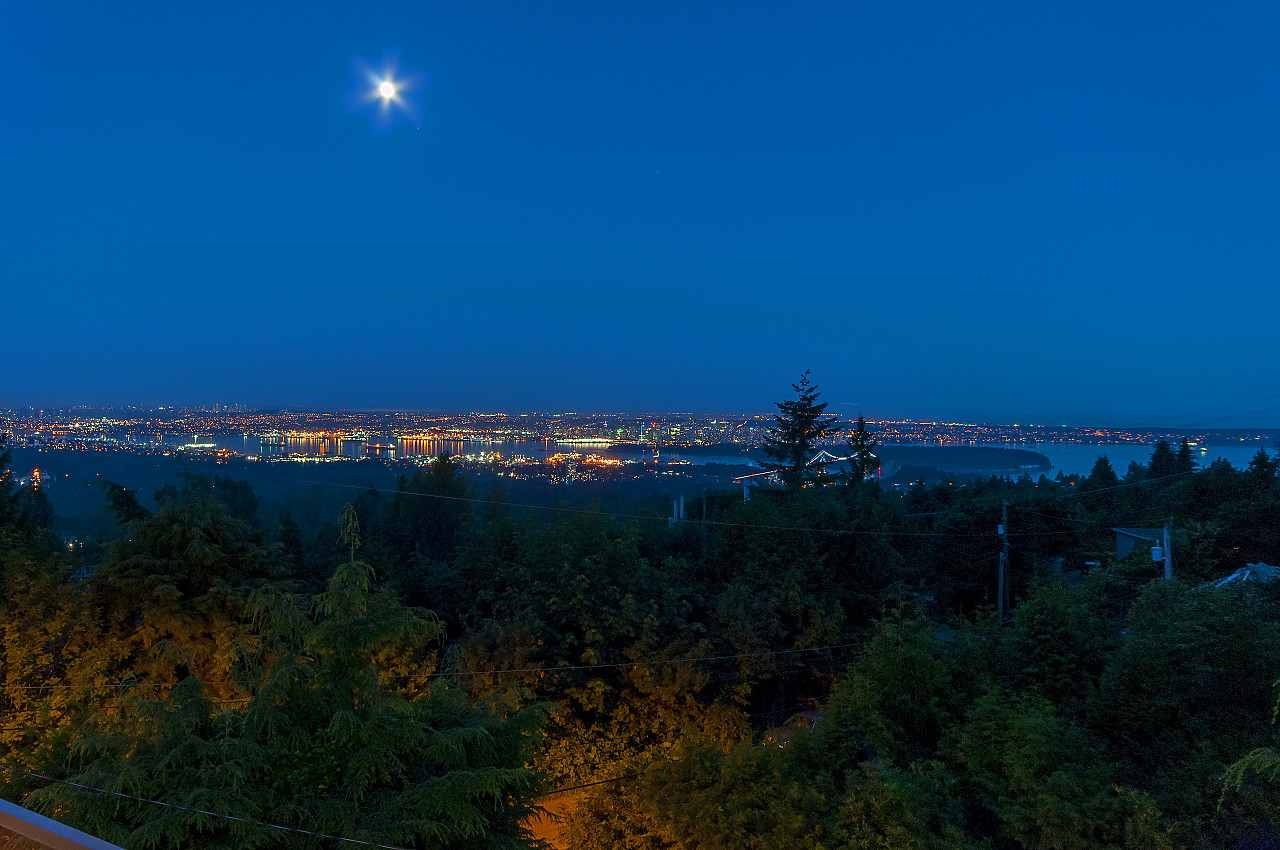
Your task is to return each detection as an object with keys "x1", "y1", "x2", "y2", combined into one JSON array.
[
  {"x1": 1175, "y1": 405, "x2": 1280, "y2": 429},
  {"x1": 1, "y1": 642, "x2": 865, "y2": 691},
  {"x1": 1060, "y1": 470, "x2": 1196, "y2": 497},
  {"x1": 131, "y1": 467, "x2": 1039, "y2": 539},
  {"x1": 0, "y1": 763, "x2": 414, "y2": 850},
  {"x1": 435, "y1": 642, "x2": 862, "y2": 679},
  {"x1": 1011, "y1": 505, "x2": 1125, "y2": 528},
  {"x1": 1, "y1": 682, "x2": 240, "y2": 692},
  {"x1": 1124, "y1": 393, "x2": 1280, "y2": 429},
  {"x1": 3, "y1": 754, "x2": 661, "y2": 835},
  {"x1": 543, "y1": 772, "x2": 645, "y2": 796}
]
